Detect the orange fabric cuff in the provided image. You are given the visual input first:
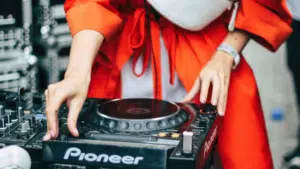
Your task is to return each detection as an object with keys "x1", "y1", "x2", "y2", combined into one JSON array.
[
  {"x1": 65, "y1": 2, "x2": 123, "y2": 39},
  {"x1": 233, "y1": 1, "x2": 292, "y2": 52}
]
